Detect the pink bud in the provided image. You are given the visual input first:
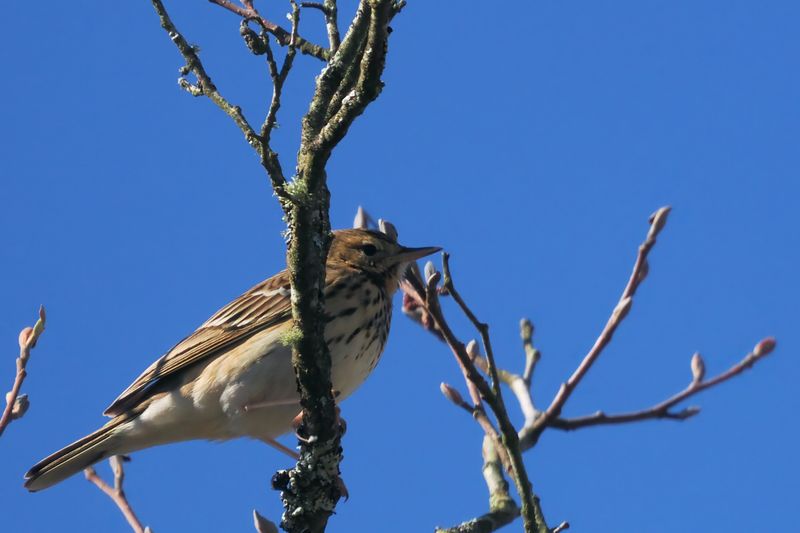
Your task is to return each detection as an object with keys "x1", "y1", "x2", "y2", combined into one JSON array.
[
  {"x1": 18, "y1": 327, "x2": 33, "y2": 350},
  {"x1": 647, "y1": 206, "x2": 671, "y2": 239},
  {"x1": 519, "y1": 318, "x2": 534, "y2": 342},
  {"x1": 753, "y1": 337, "x2": 777, "y2": 357},
  {"x1": 253, "y1": 510, "x2": 279, "y2": 533},
  {"x1": 690, "y1": 352, "x2": 705, "y2": 383},
  {"x1": 11, "y1": 394, "x2": 29, "y2": 420},
  {"x1": 353, "y1": 206, "x2": 369, "y2": 229},
  {"x1": 440, "y1": 382, "x2": 465, "y2": 406},
  {"x1": 466, "y1": 339, "x2": 480, "y2": 358}
]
